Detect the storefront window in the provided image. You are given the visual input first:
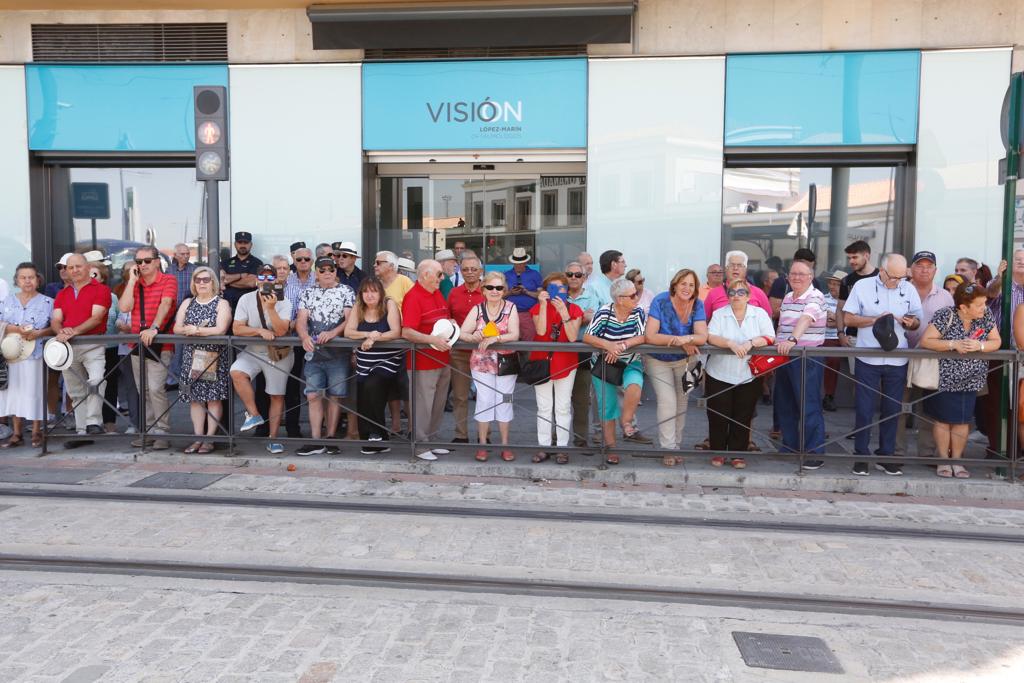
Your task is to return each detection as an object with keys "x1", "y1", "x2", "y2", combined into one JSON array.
[
  {"x1": 722, "y1": 165, "x2": 901, "y2": 284},
  {"x1": 375, "y1": 172, "x2": 585, "y2": 274}
]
